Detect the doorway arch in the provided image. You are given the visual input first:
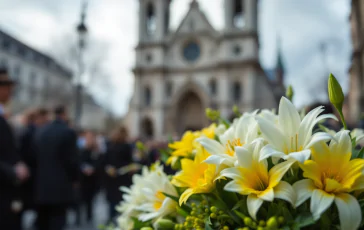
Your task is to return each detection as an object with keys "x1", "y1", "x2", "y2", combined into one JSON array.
[
  {"x1": 176, "y1": 91, "x2": 205, "y2": 134},
  {"x1": 140, "y1": 117, "x2": 154, "y2": 139}
]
